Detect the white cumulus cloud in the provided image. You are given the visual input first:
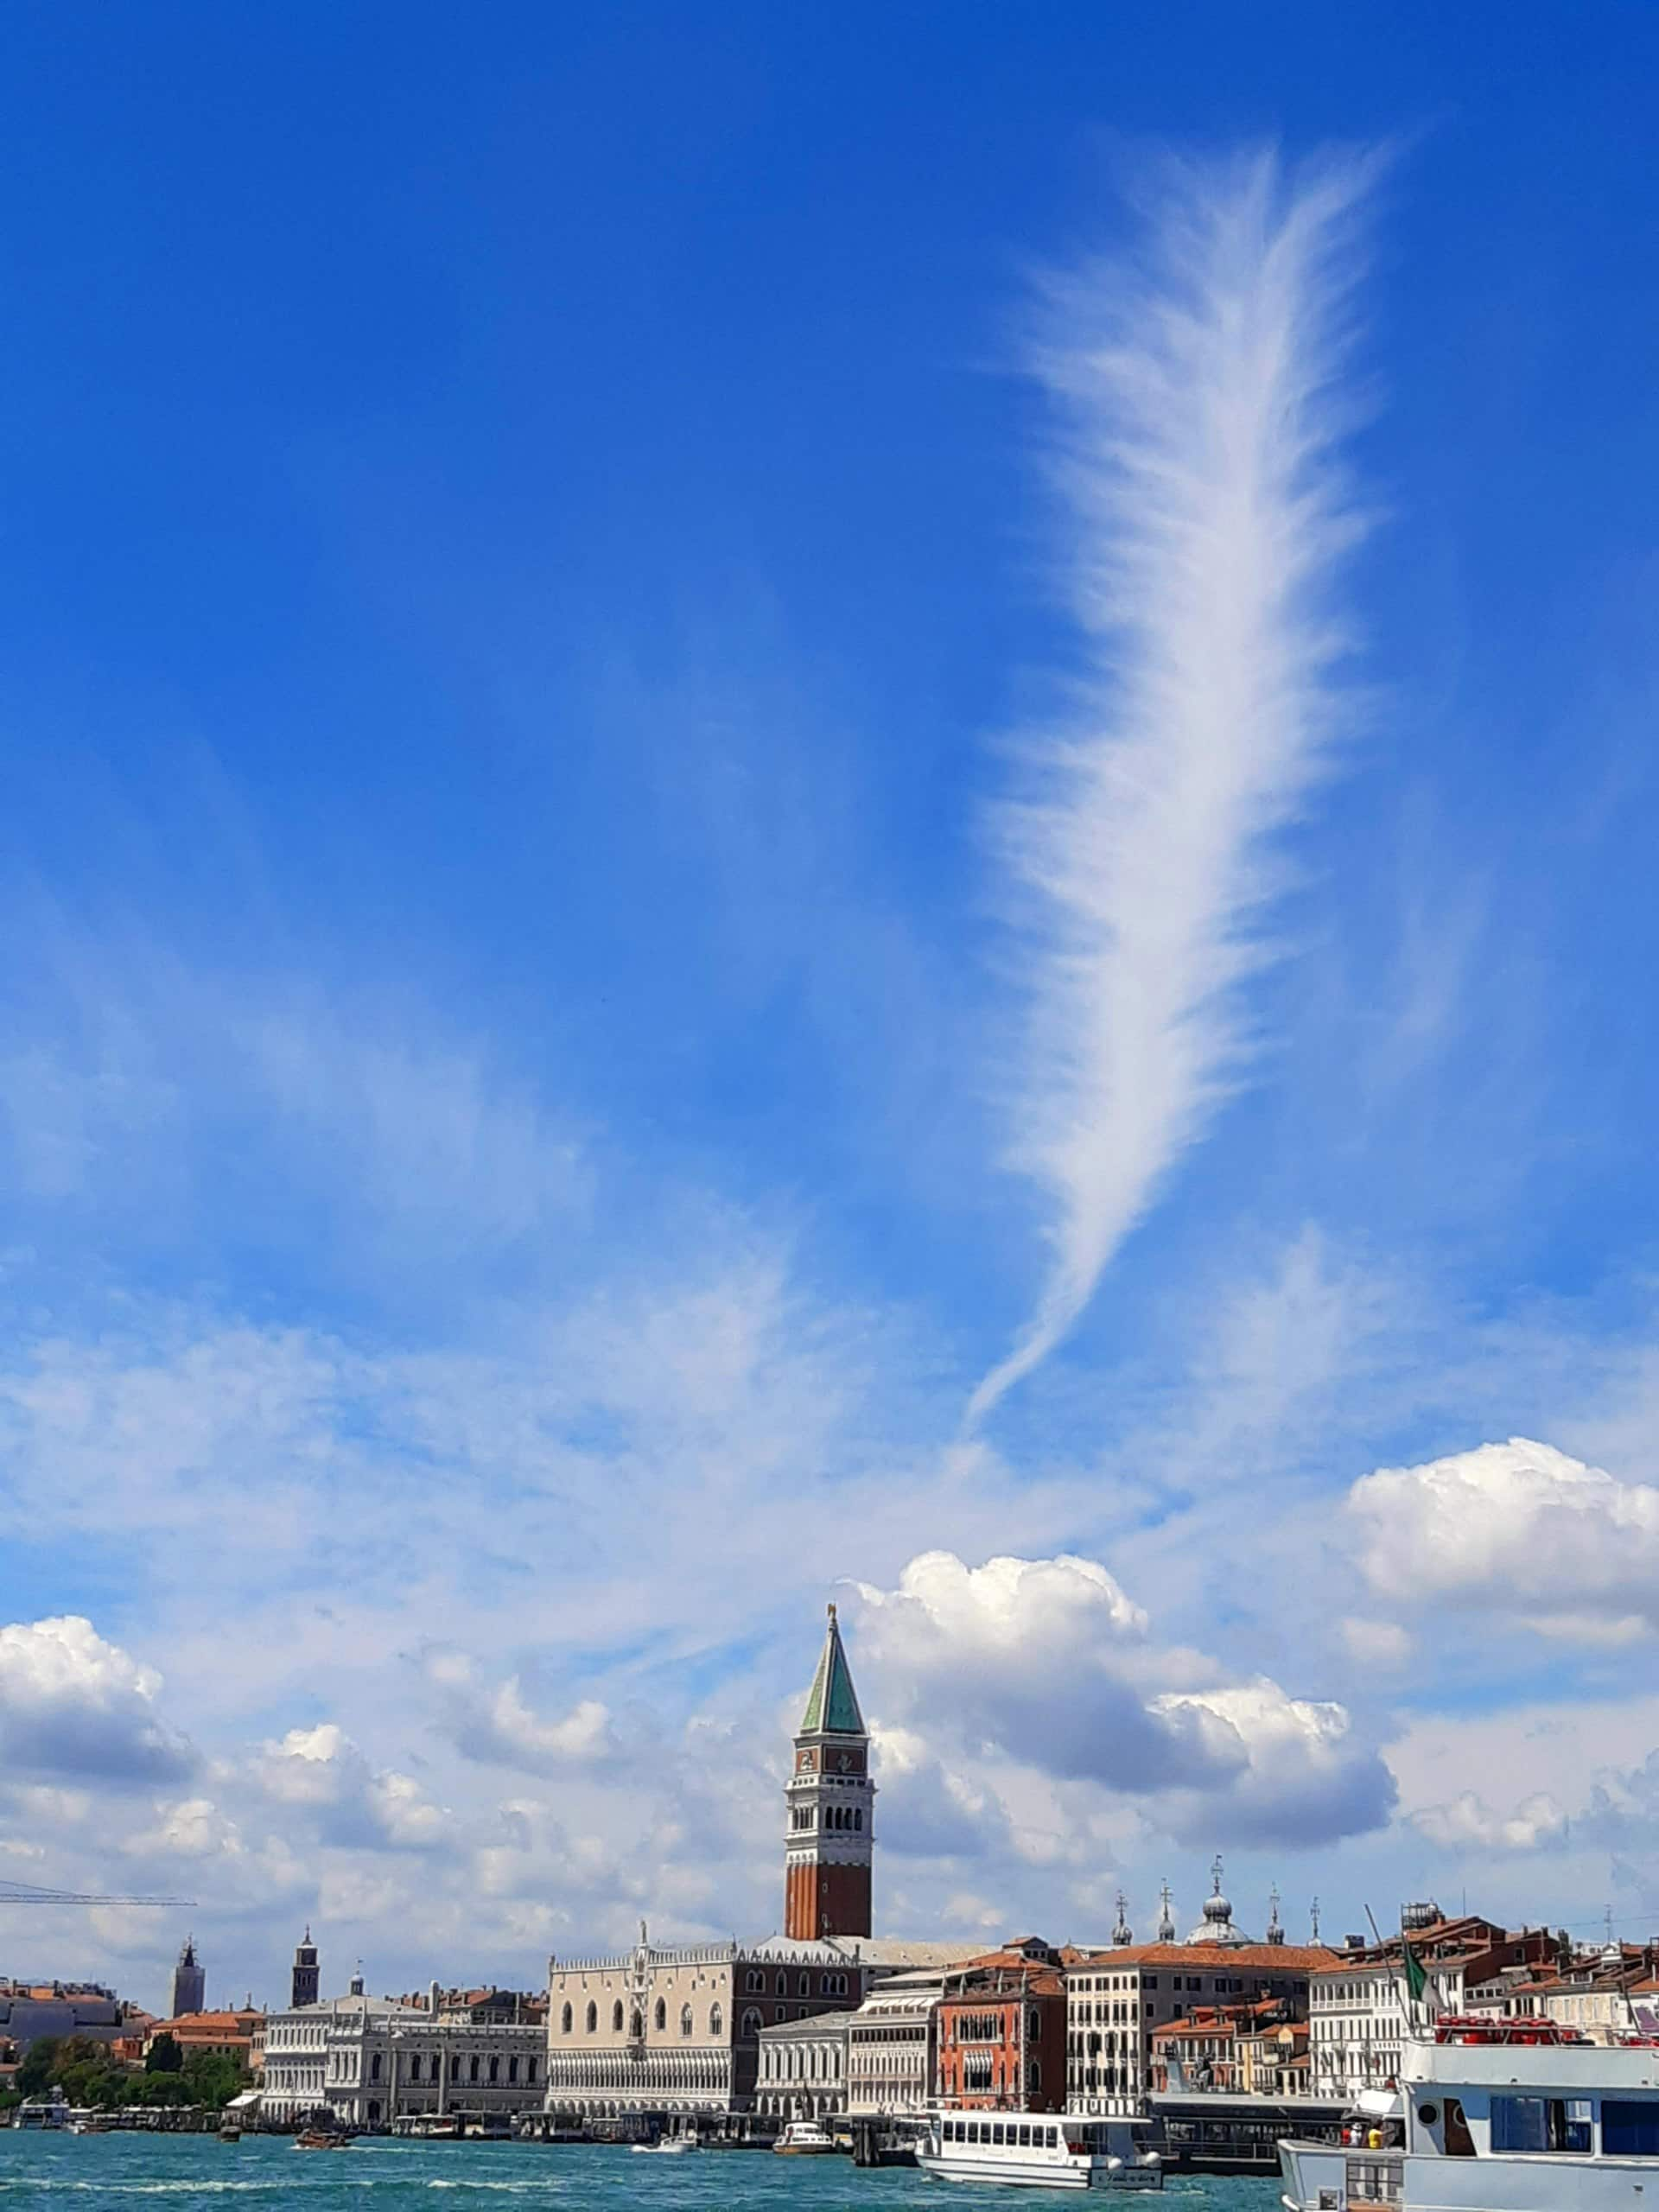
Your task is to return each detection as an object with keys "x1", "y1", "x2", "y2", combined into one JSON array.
[
  {"x1": 1408, "y1": 1789, "x2": 1568, "y2": 1853},
  {"x1": 419, "y1": 1650, "x2": 619, "y2": 1772},
  {"x1": 251, "y1": 1722, "x2": 445, "y2": 1852},
  {"x1": 0, "y1": 1615, "x2": 194, "y2": 1783},
  {"x1": 852, "y1": 1550, "x2": 1393, "y2": 1845},
  {"x1": 1348, "y1": 1436, "x2": 1659, "y2": 1633}
]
